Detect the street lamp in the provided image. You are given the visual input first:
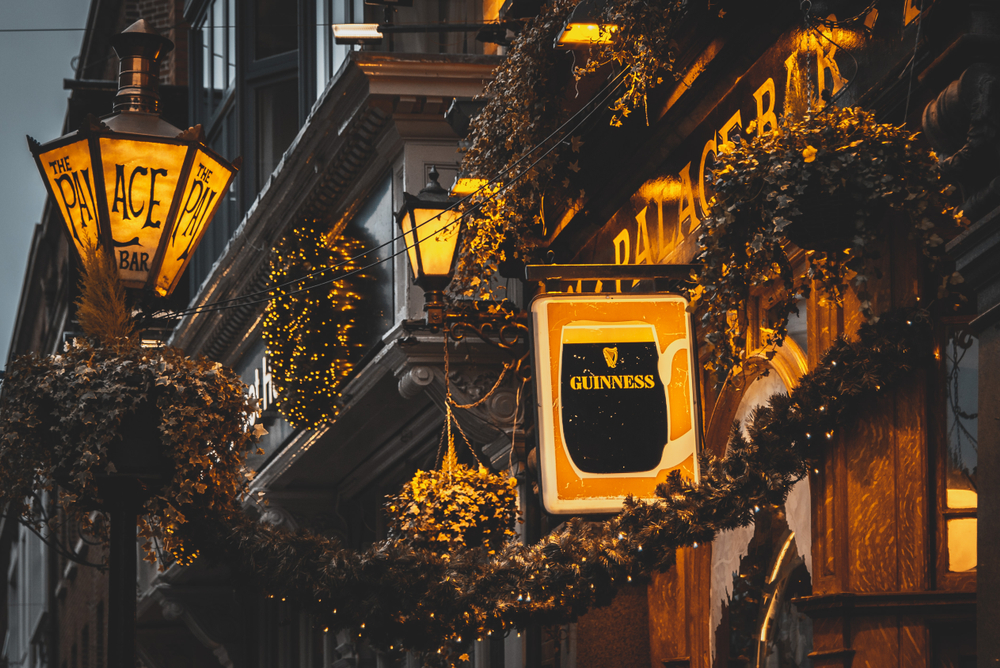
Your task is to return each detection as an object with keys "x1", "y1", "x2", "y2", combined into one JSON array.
[
  {"x1": 26, "y1": 19, "x2": 239, "y2": 668},
  {"x1": 396, "y1": 166, "x2": 462, "y2": 325},
  {"x1": 28, "y1": 19, "x2": 238, "y2": 299}
]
